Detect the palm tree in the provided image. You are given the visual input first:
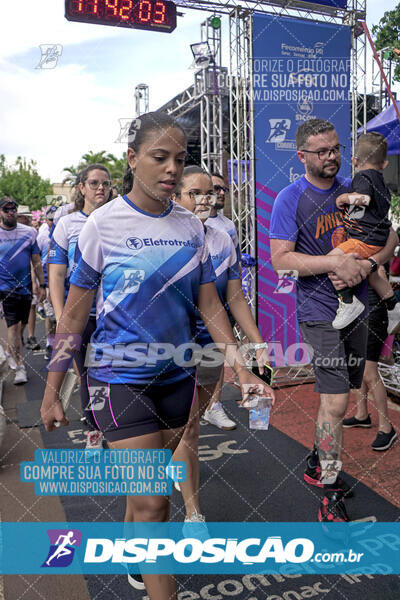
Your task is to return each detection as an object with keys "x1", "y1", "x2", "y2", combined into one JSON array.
[{"x1": 62, "y1": 151, "x2": 127, "y2": 192}]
